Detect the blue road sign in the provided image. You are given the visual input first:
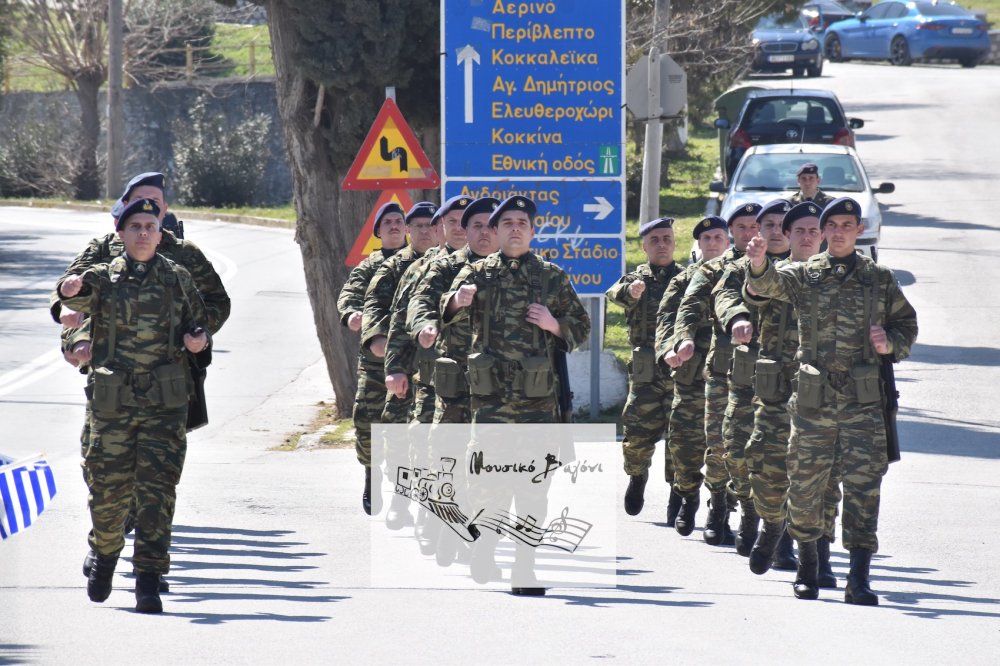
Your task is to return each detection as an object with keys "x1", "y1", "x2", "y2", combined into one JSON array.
[
  {"x1": 529, "y1": 236, "x2": 624, "y2": 296},
  {"x1": 443, "y1": 179, "x2": 623, "y2": 236},
  {"x1": 442, "y1": 0, "x2": 624, "y2": 180}
]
